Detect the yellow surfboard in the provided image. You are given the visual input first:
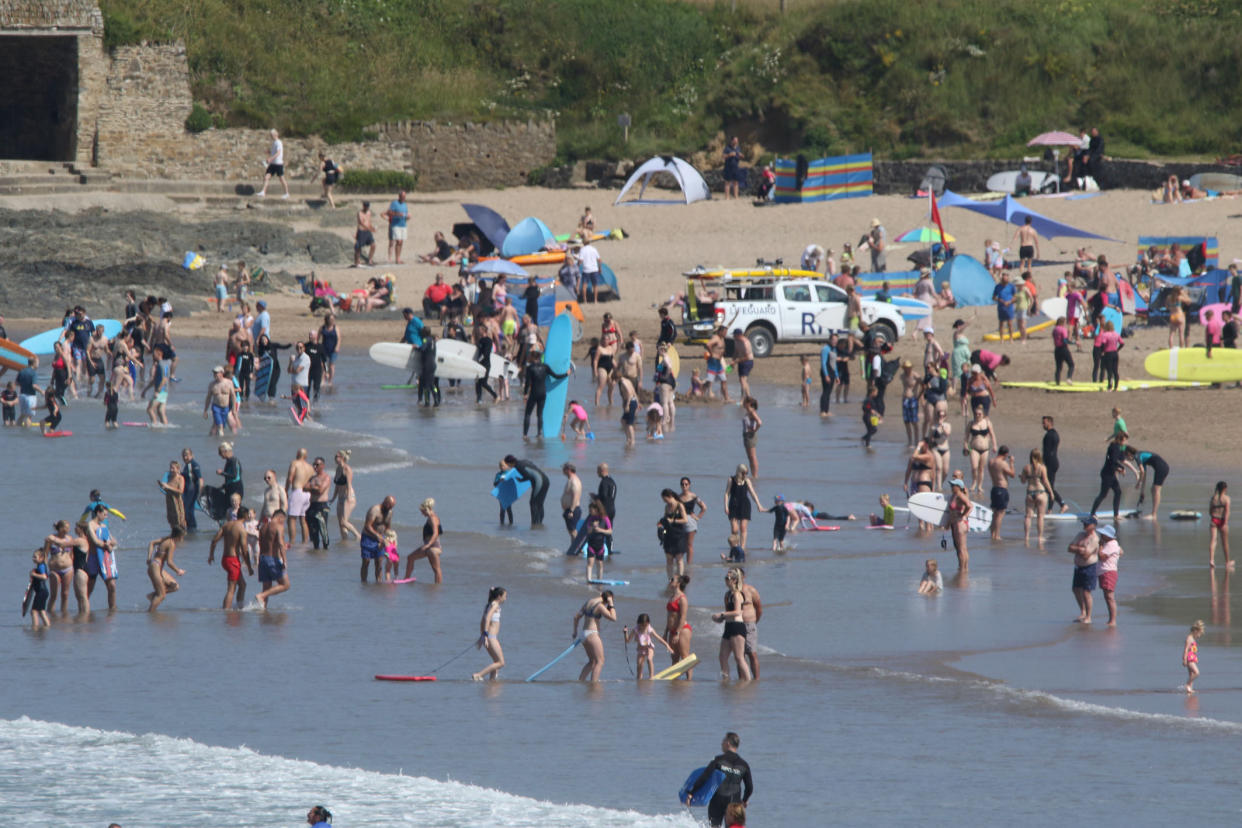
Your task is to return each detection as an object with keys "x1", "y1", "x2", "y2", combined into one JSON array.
[
  {"x1": 1144, "y1": 347, "x2": 1242, "y2": 382},
  {"x1": 653, "y1": 653, "x2": 698, "y2": 680},
  {"x1": 665, "y1": 345, "x2": 680, "y2": 380},
  {"x1": 983, "y1": 318, "x2": 1055, "y2": 341}
]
